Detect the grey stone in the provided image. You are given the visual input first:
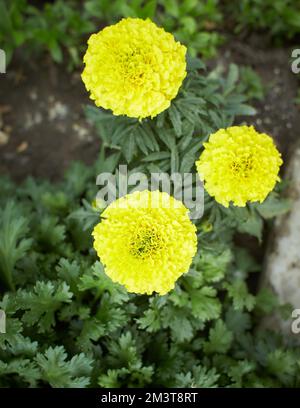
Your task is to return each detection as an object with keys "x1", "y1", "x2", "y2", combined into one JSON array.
[{"x1": 262, "y1": 144, "x2": 300, "y2": 338}]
